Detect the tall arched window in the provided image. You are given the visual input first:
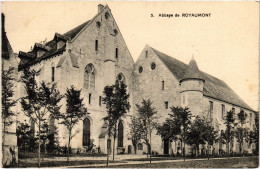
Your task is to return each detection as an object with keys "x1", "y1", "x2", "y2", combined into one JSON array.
[
  {"x1": 118, "y1": 121, "x2": 124, "y2": 147},
  {"x1": 84, "y1": 64, "x2": 95, "y2": 90},
  {"x1": 83, "y1": 118, "x2": 91, "y2": 146}
]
